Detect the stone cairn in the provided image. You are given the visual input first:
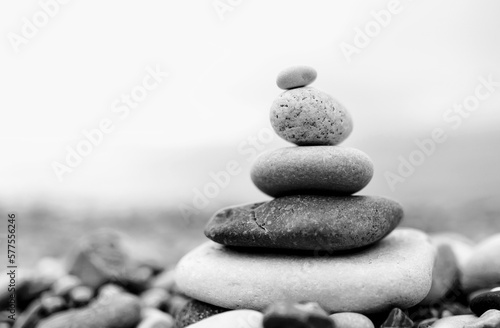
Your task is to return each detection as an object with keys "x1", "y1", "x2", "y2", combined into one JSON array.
[
  {"x1": 6, "y1": 67, "x2": 500, "y2": 328},
  {"x1": 174, "y1": 66, "x2": 438, "y2": 326}
]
